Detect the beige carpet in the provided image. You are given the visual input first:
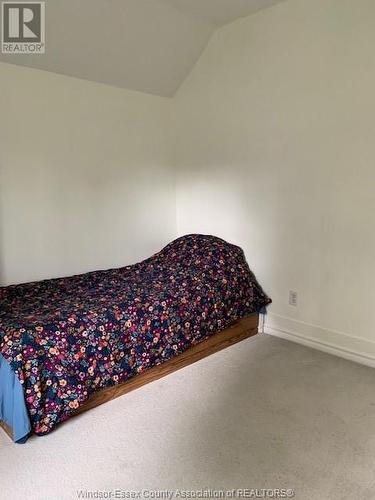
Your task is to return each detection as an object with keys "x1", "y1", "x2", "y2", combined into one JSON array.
[{"x1": 1, "y1": 333, "x2": 375, "y2": 500}]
